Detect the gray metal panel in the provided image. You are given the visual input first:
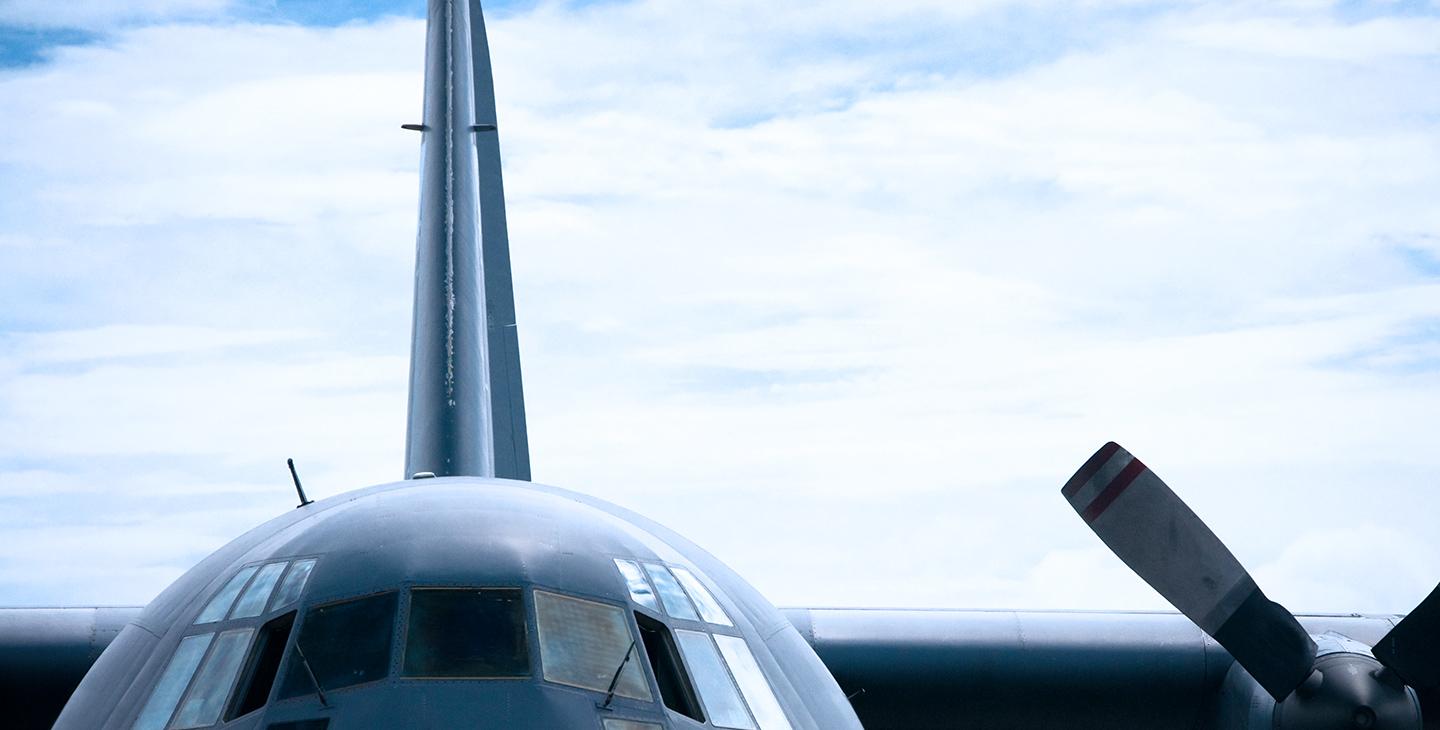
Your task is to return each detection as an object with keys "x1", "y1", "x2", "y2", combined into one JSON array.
[
  {"x1": 52, "y1": 478, "x2": 863, "y2": 730},
  {"x1": 0, "y1": 607, "x2": 140, "y2": 730},
  {"x1": 405, "y1": 0, "x2": 530, "y2": 480},
  {"x1": 465, "y1": 0, "x2": 530, "y2": 481},
  {"x1": 784, "y1": 608, "x2": 1405, "y2": 729}
]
